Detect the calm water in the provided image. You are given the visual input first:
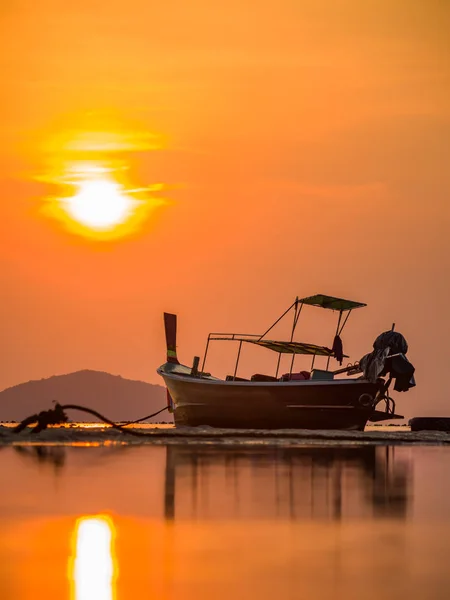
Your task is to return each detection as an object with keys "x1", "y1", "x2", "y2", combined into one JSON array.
[{"x1": 1, "y1": 443, "x2": 450, "y2": 599}]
